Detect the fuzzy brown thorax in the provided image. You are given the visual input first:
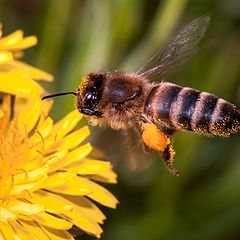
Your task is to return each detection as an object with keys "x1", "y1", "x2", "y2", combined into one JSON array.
[{"x1": 79, "y1": 71, "x2": 150, "y2": 129}]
